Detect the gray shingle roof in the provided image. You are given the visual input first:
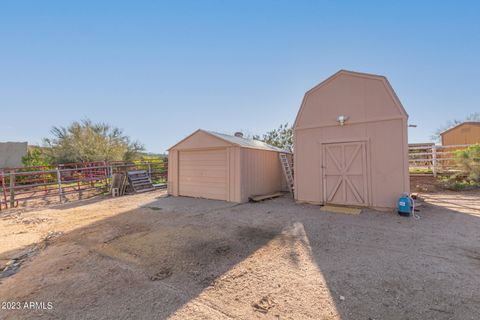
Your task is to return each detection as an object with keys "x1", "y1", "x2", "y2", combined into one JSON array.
[{"x1": 206, "y1": 131, "x2": 290, "y2": 153}]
